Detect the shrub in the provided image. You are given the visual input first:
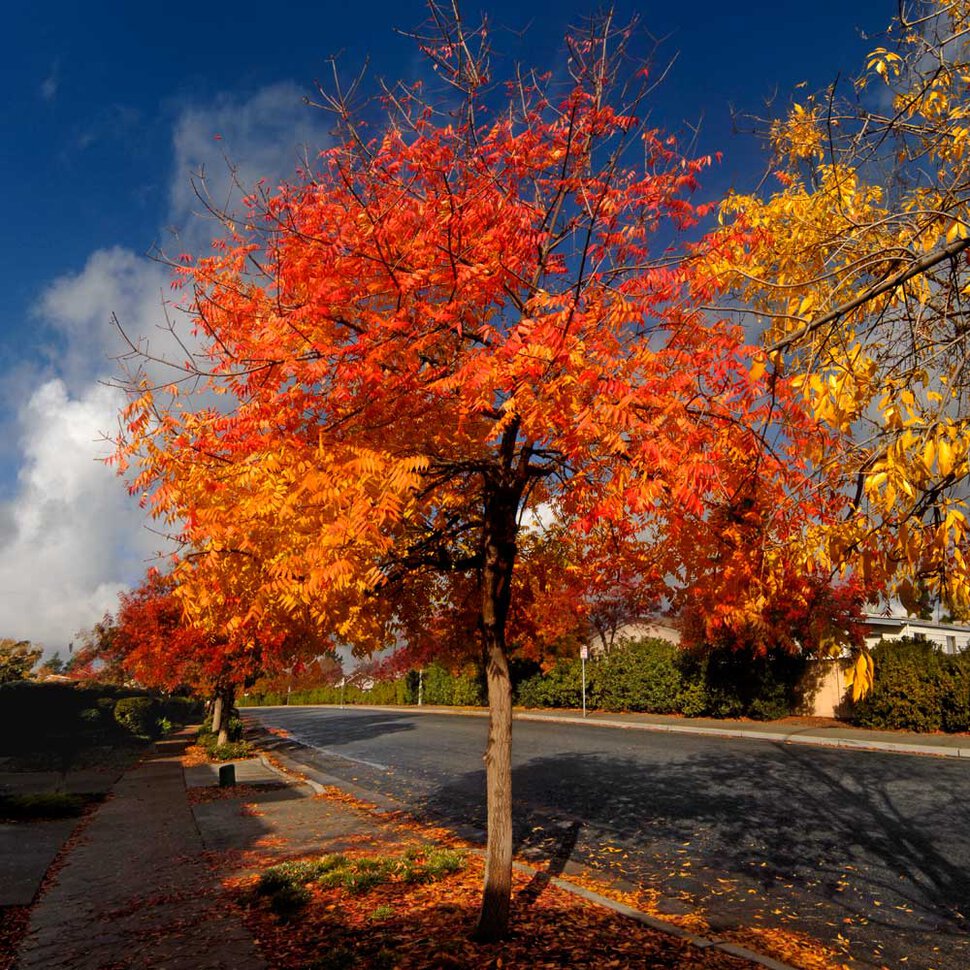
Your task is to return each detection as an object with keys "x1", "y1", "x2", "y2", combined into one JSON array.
[
  {"x1": 417, "y1": 663, "x2": 484, "y2": 706},
  {"x1": 942, "y1": 651, "x2": 970, "y2": 732},
  {"x1": 113, "y1": 696, "x2": 160, "y2": 738},
  {"x1": 591, "y1": 638, "x2": 683, "y2": 713},
  {"x1": 853, "y1": 637, "x2": 956, "y2": 732},
  {"x1": 159, "y1": 696, "x2": 203, "y2": 724},
  {"x1": 517, "y1": 658, "x2": 584, "y2": 709},
  {"x1": 676, "y1": 648, "x2": 807, "y2": 720}
]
